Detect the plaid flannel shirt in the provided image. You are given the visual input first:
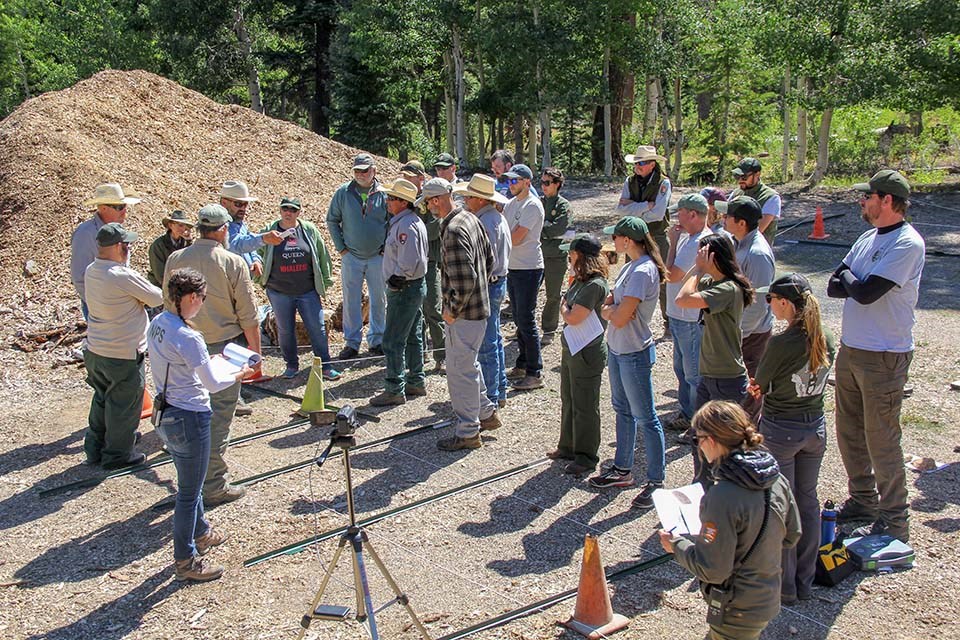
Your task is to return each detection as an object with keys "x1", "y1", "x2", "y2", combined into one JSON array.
[{"x1": 439, "y1": 207, "x2": 492, "y2": 321}]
